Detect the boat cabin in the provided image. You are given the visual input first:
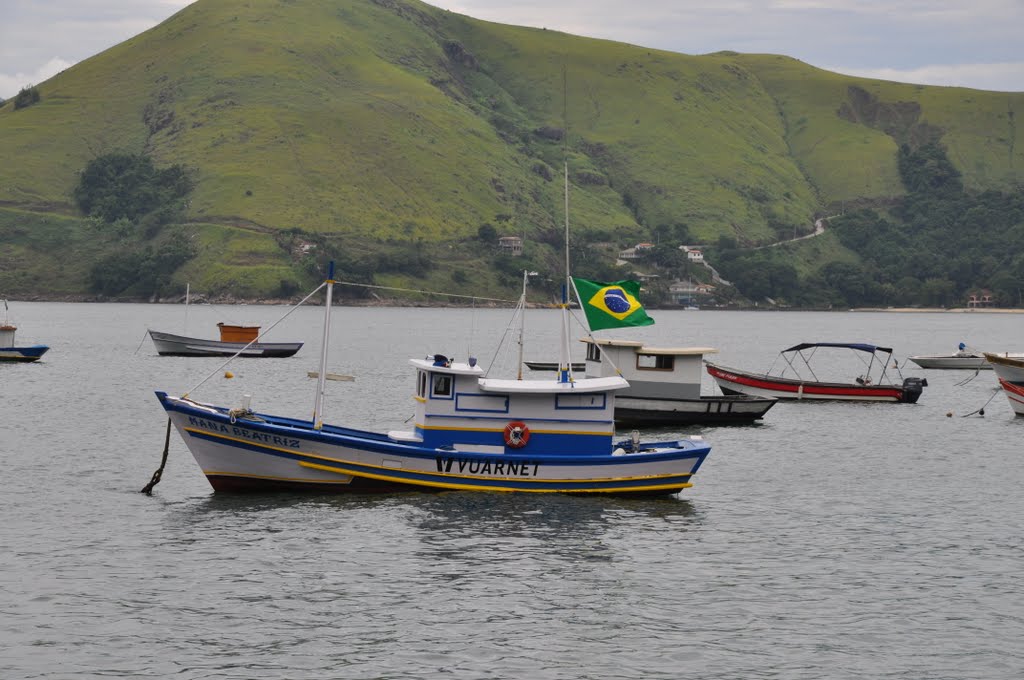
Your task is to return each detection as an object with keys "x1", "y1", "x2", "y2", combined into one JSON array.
[
  {"x1": 388, "y1": 354, "x2": 628, "y2": 456},
  {"x1": 583, "y1": 338, "x2": 718, "y2": 400},
  {"x1": 0, "y1": 324, "x2": 16, "y2": 347},
  {"x1": 217, "y1": 323, "x2": 260, "y2": 343}
]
